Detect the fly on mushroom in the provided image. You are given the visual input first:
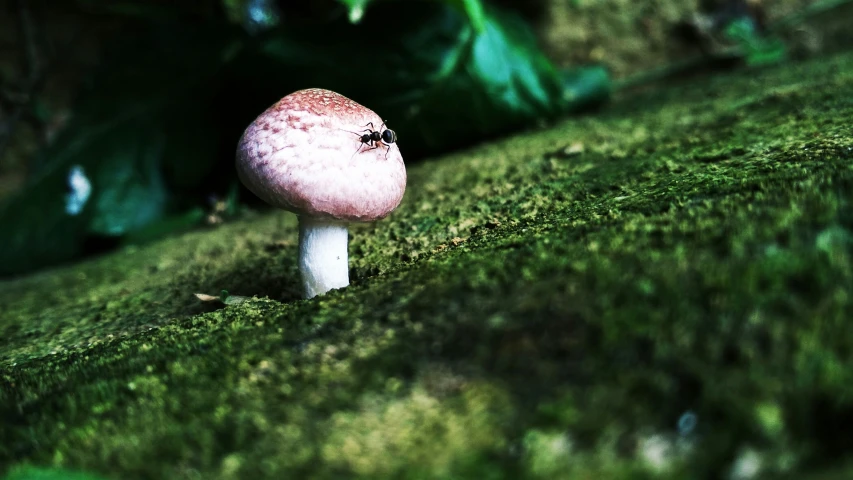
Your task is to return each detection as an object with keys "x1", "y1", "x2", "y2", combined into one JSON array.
[{"x1": 349, "y1": 121, "x2": 397, "y2": 158}]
